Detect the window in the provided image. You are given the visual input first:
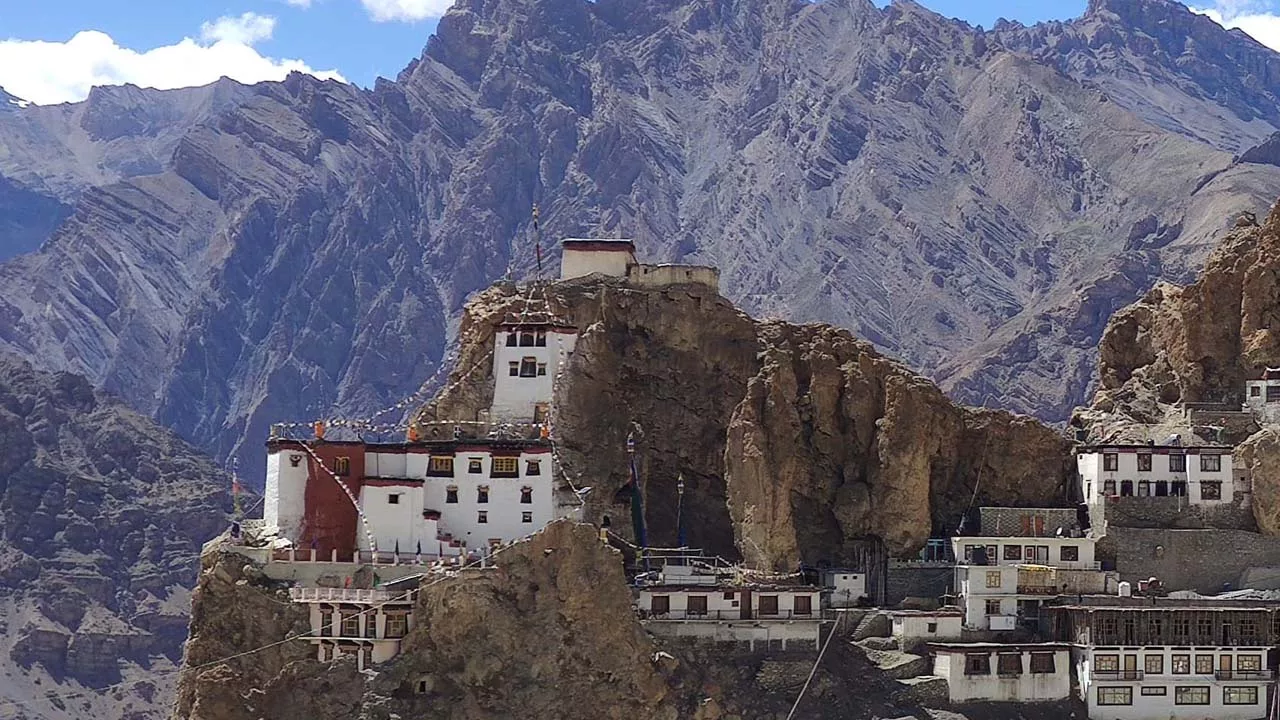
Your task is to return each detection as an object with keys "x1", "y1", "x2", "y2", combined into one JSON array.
[
  {"x1": 334, "y1": 457, "x2": 351, "y2": 476},
  {"x1": 927, "y1": 622, "x2": 938, "y2": 633},
  {"x1": 1145, "y1": 655, "x2": 1164, "y2": 674},
  {"x1": 505, "y1": 331, "x2": 517, "y2": 347},
  {"x1": 1060, "y1": 545, "x2": 1079, "y2": 562},
  {"x1": 1170, "y1": 454, "x2": 1186, "y2": 472},
  {"x1": 1225, "y1": 687, "x2": 1259, "y2": 705},
  {"x1": 687, "y1": 595, "x2": 708, "y2": 616},
  {"x1": 1172, "y1": 654, "x2": 1190, "y2": 674},
  {"x1": 1095, "y1": 655, "x2": 1119, "y2": 672},
  {"x1": 477, "y1": 511, "x2": 488, "y2": 524},
  {"x1": 492, "y1": 457, "x2": 518, "y2": 477},
  {"x1": 1103, "y1": 480, "x2": 1117, "y2": 496},
  {"x1": 1120, "y1": 480, "x2": 1133, "y2": 496},
  {"x1": 1201, "y1": 482, "x2": 1222, "y2": 500},
  {"x1": 508, "y1": 361, "x2": 519, "y2": 377},
  {"x1": 758, "y1": 595, "x2": 779, "y2": 616},
  {"x1": 388, "y1": 494, "x2": 401, "y2": 505},
  {"x1": 1004, "y1": 545, "x2": 1022, "y2": 560},
  {"x1": 964, "y1": 654, "x2": 991, "y2": 676},
  {"x1": 651, "y1": 595, "x2": 670, "y2": 615},
  {"x1": 1103, "y1": 453, "x2": 1119, "y2": 471},
  {"x1": 522, "y1": 511, "x2": 533, "y2": 523},
  {"x1": 319, "y1": 609, "x2": 333, "y2": 637},
  {"x1": 1201, "y1": 454, "x2": 1222, "y2": 472},
  {"x1": 1238, "y1": 655, "x2": 1262, "y2": 671},
  {"x1": 997, "y1": 653, "x2": 1023, "y2": 677},
  {"x1": 428, "y1": 456, "x2": 454, "y2": 475},
  {"x1": 520, "y1": 357, "x2": 538, "y2": 377},
  {"x1": 1141, "y1": 687, "x2": 1167, "y2": 696},
  {"x1": 536, "y1": 363, "x2": 547, "y2": 376},
  {"x1": 1097, "y1": 687, "x2": 1131, "y2": 706},
  {"x1": 519, "y1": 331, "x2": 535, "y2": 347},
  {"x1": 1138, "y1": 480, "x2": 1151, "y2": 496},
  {"x1": 477, "y1": 486, "x2": 489, "y2": 504},
  {"x1": 985, "y1": 599, "x2": 1002, "y2": 616},
  {"x1": 1268, "y1": 385, "x2": 1280, "y2": 402},
  {"x1": 445, "y1": 486, "x2": 458, "y2": 504},
  {"x1": 385, "y1": 613, "x2": 408, "y2": 638},
  {"x1": 520, "y1": 487, "x2": 533, "y2": 504},
  {"x1": 365, "y1": 614, "x2": 378, "y2": 638},
  {"x1": 1175, "y1": 686, "x2": 1210, "y2": 705},
  {"x1": 794, "y1": 595, "x2": 813, "y2": 616},
  {"x1": 723, "y1": 591, "x2": 735, "y2": 600},
  {"x1": 526, "y1": 460, "x2": 541, "y2": 476},
  {"x1": 987, "y1": 545, "x2": 998, "y2": 561},
  {"x1": 1138, "y1": 454, "x2": 1152, "y2": 471},
  {"x1": 1030, "y1": 653, "x2": 1056, "y2": 674},
  {"x1": 1252, "y1": 385, "x2": 1262, "y2": 397},
  {"x1": 340, "y1": 611, "x2": 360, "y2": 638},
  {"x1": 1195, "y1": 655, "x2": 1214, "y2": 674},
  {"x1": 1172, "y1": 481, "x2": 1187, "y2": 496},
  {"x1": 468, "y1": 458, "x2": 483, "y2": 473},
  {"x1": 535, "y1": 331, "x2": 547, "y2": 347},
  {"x1": 986, "y1": 571, "x2": 1002, "y2": 588}
]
